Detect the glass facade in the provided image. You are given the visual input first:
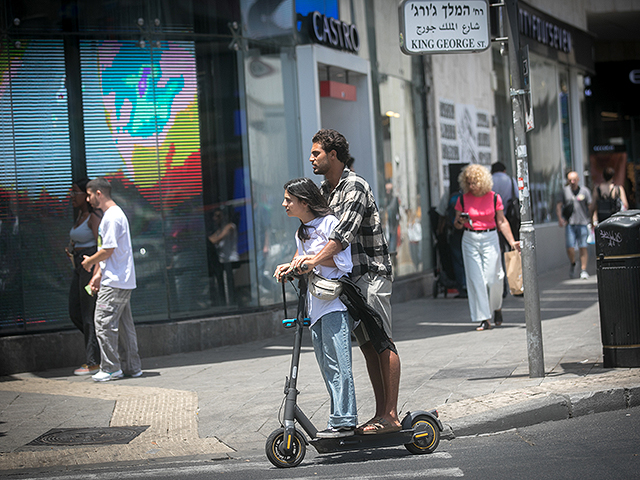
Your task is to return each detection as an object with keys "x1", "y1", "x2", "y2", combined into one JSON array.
[
  {"x1": 378, "y1": 76, "x2": 422, "y2": 276},
  {"x1": 0, "y1": 0, "x2": 594, "y2": 340},
  {"x1": 0, "y1": 38, "x2": 72, "y2": 331},
  {"x1": 527, "y1": 52, "x2": 569, "y2": 224},
  {"x1": 0, "y1": 0, "x2": 266, "y2": 334},
  {"x1": 0, "y1": 0, "x2": 367, "y2": 335}
]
